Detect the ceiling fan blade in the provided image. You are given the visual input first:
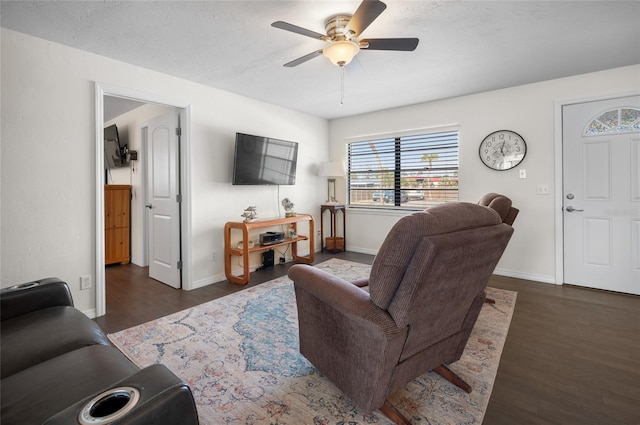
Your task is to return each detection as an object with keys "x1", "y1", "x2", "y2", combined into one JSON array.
[
  {"x1": 283, "y1": 50, "x2": 324, "y2": 67},
  {"x1": 271, "y1": 21, "x2": 326, "y2": 40},
  {"x1": 361, "y1": 38, "x2": 419, "y2": 51},
  {"x1": 345, "y1": 0, "x2": 387, "y2": 37}
]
